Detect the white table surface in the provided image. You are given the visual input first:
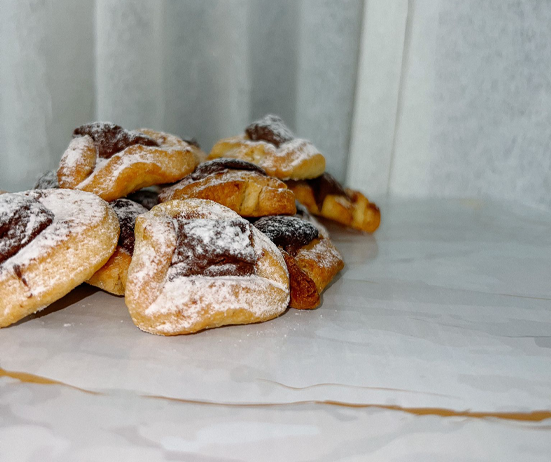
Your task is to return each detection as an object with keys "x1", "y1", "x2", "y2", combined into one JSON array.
[{"x1": 1, "y1": 198, "x2": 550, "y2": 461}]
